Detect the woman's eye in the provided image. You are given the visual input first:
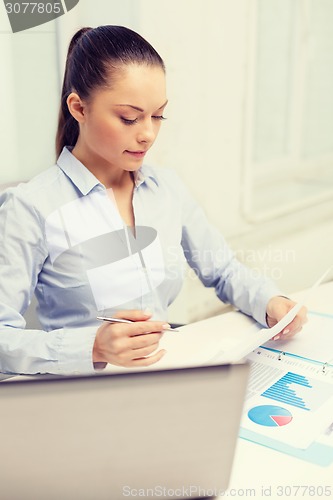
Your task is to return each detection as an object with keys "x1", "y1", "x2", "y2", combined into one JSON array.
[
  {"x1": 121, "y1": 115, "x2": 167, "y2": 125},
  {"x1": 121, "y1": 117, "x2": 138, "y2": 125},
  {"x1": 152, "y1": 115, "x2": 167, "y2": 121}
]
